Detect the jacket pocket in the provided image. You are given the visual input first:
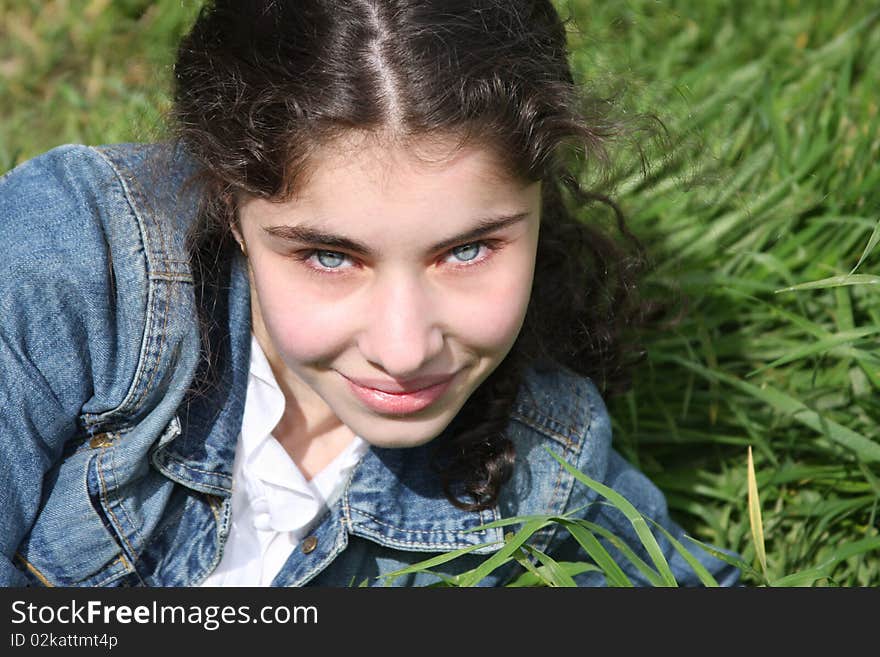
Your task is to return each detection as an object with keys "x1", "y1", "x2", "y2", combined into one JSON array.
[{"x1": 15, "y1": 448, "x2": 136, "y2": 587}]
